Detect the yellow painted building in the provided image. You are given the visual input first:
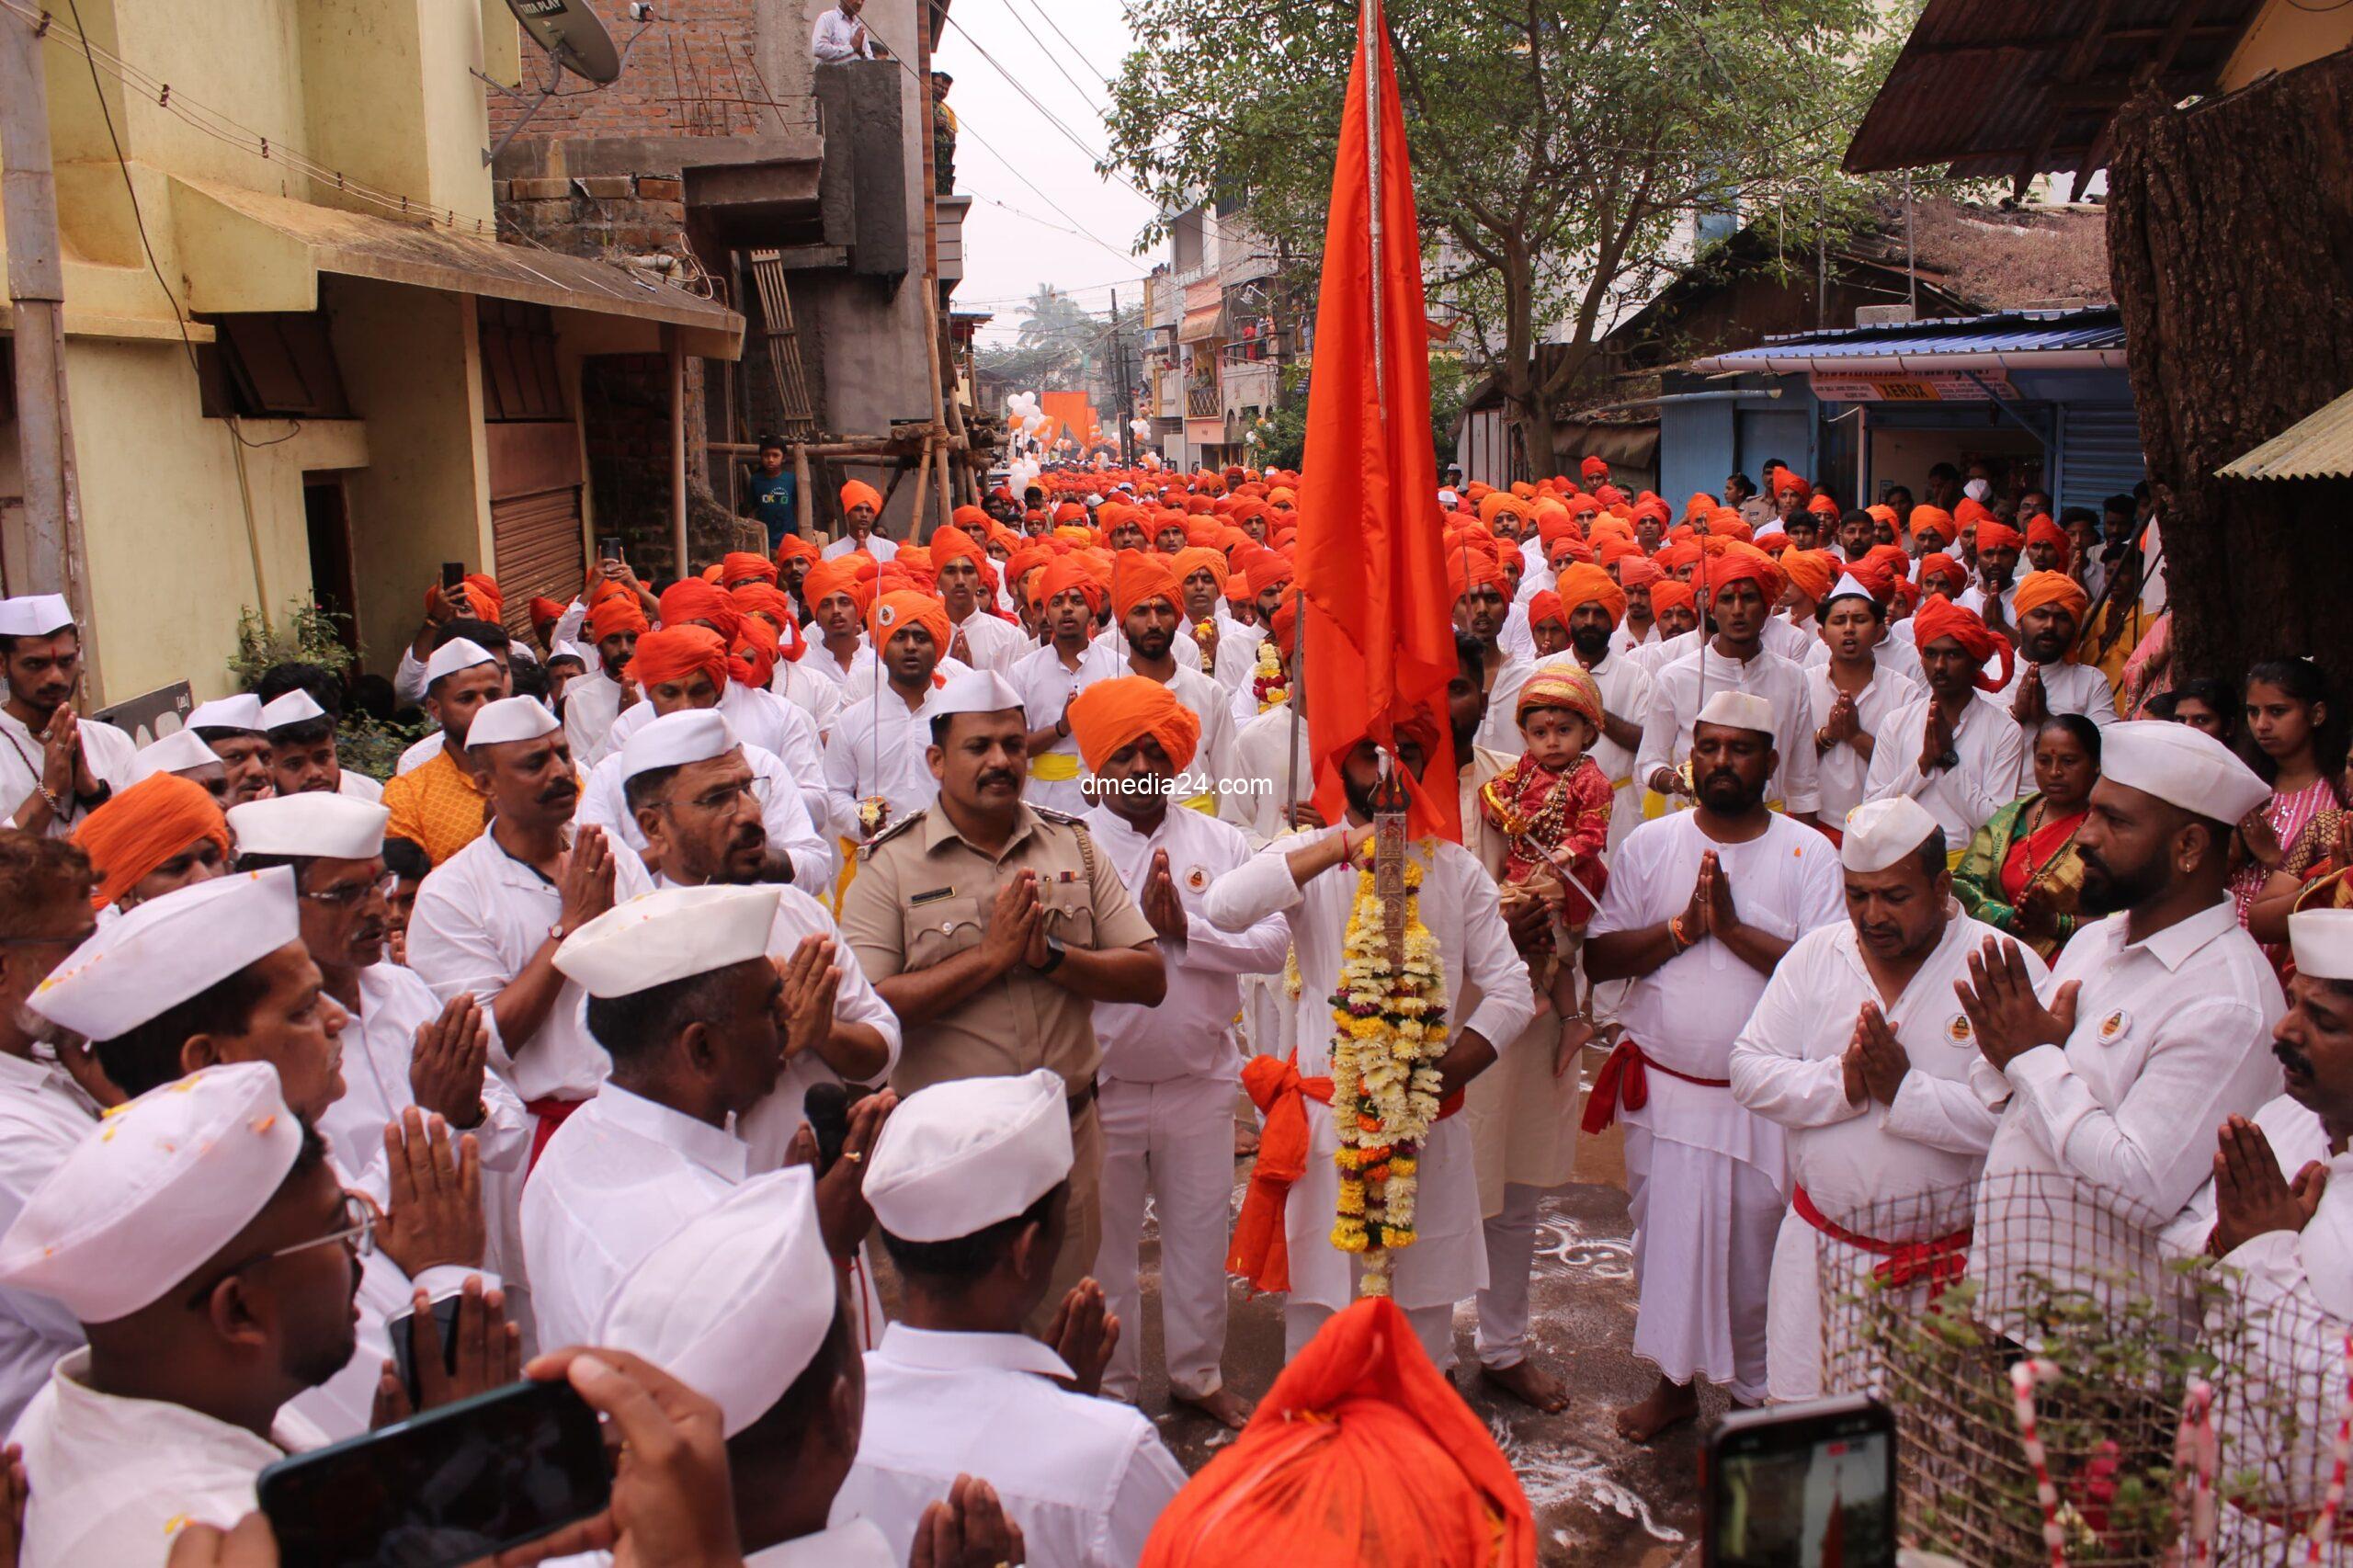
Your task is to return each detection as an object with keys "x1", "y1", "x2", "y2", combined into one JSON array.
[{"x1": 0, "y1": 0, "x2": 741, "y2": 706}]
